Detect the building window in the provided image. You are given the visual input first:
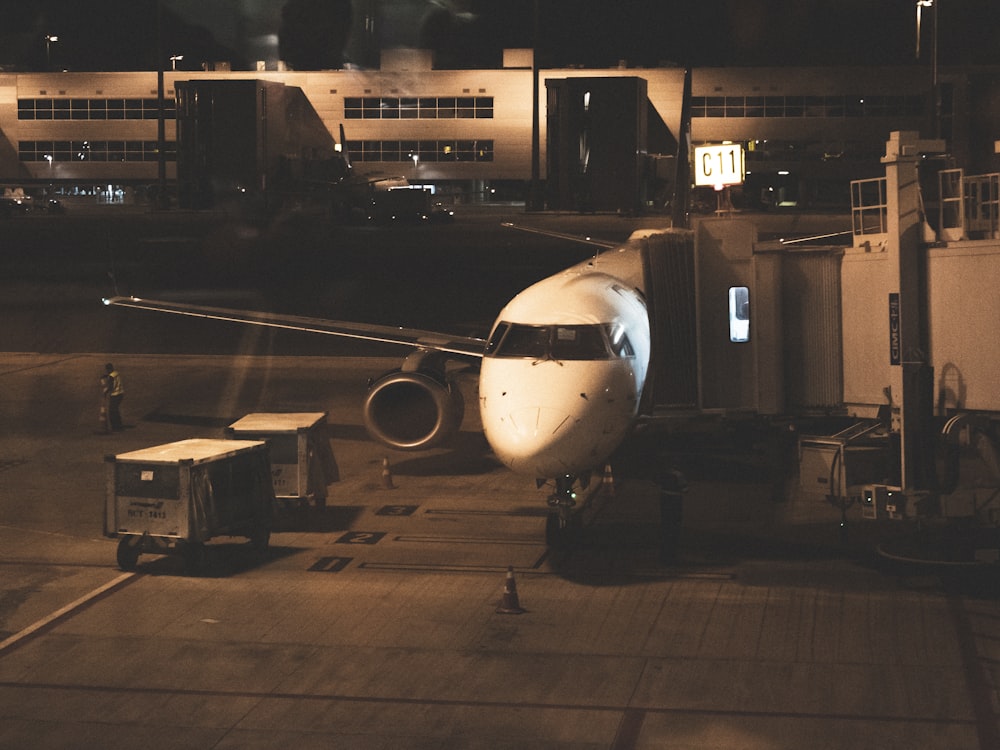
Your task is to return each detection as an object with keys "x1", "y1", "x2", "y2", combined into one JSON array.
[
  {"x1": 343, "y1": 95, "x2": 493, "y2": 119},
  {"x1": 691, "y1": 93, "x2": 925, "y2": 119},
  {"x1": 345, "y1": 139, "x2": 494, "y2": 163},
  {"x1": 18, "y1": 140, "x2": 177, "y2": 162},
  {"x1": 17, "y1": 97, "x2": 176, "y2": 120}
]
